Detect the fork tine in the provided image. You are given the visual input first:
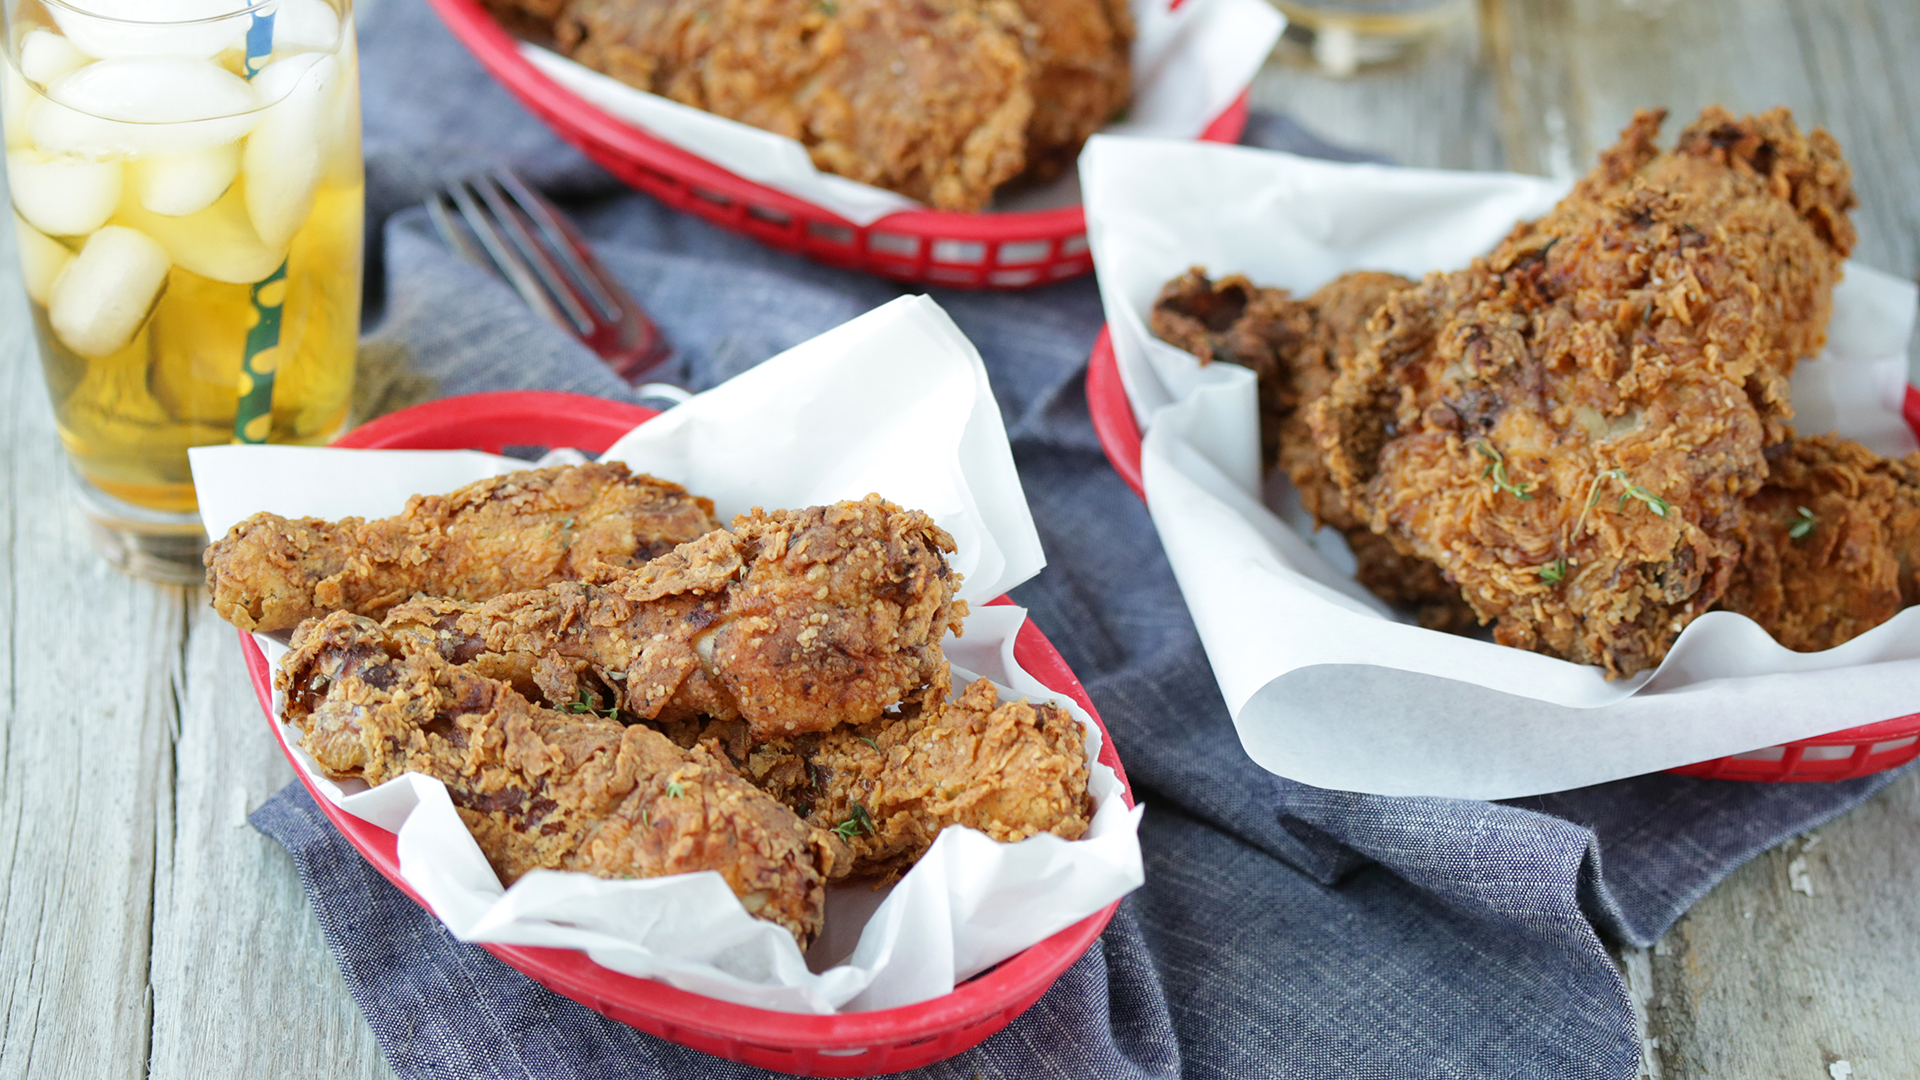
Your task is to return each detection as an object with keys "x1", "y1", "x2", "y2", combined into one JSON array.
[
  {"x1": 426, "y1": 193, "x2": 490, "y2": 269},
  {"x1": 494, "y1": 169, "x2": 623, "y2": 321},
  {"x1": 471, "y1": 173, "x2": 599, "y2": 334},
  {"x1": 445, "y1": 178, "x2": 573, "y2": 332}
]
